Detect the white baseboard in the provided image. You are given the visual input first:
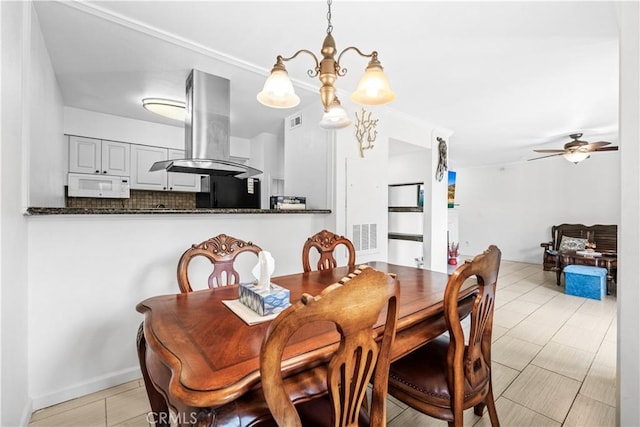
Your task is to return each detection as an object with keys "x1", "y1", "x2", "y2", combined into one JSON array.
[
  {"x1": 31, "y1": 366, "x2": 141, "y2": 411},
  {"x1": 19, "y1": 398, "x2": 33, "y2": 427}
]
